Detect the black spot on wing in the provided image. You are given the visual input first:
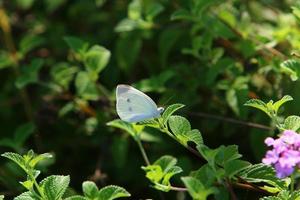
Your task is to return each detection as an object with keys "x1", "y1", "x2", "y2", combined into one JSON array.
[
  {"x1": 127, "y1": 98, "x2": 131, "y2": 103},
  {"x1": 128, "y1": 107, "x2": 132, "y2": 112}
]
